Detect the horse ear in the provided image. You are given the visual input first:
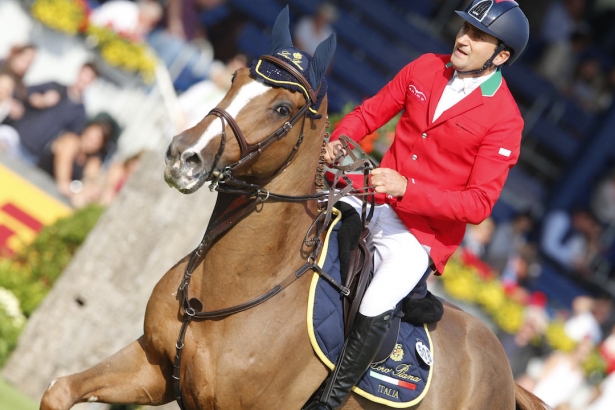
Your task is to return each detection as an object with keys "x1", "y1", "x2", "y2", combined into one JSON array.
[
  {"x1": 308, "y1": 33, "x2": 337, "y2": 90},
  {"x1": 270, "y1": 5, "x2": 294, "y2": 54}
]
